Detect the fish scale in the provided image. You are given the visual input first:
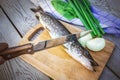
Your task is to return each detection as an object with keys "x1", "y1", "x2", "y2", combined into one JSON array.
[{"x1": 31, "y1": 6, "x2": 98, "y2": 71}]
